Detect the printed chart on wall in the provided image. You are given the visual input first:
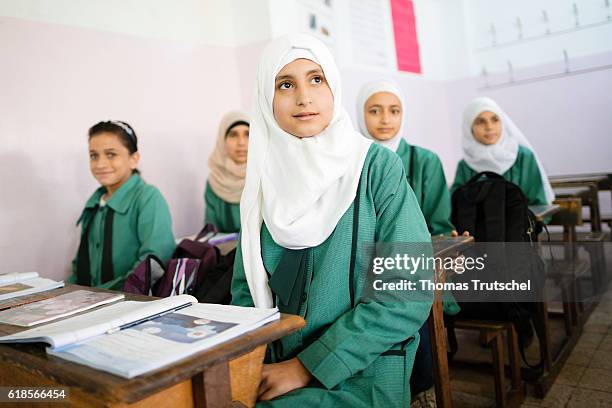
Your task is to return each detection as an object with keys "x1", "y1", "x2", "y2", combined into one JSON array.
[{"x1": 348, "y1": 0, "x2": 394, "y2": 69}]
